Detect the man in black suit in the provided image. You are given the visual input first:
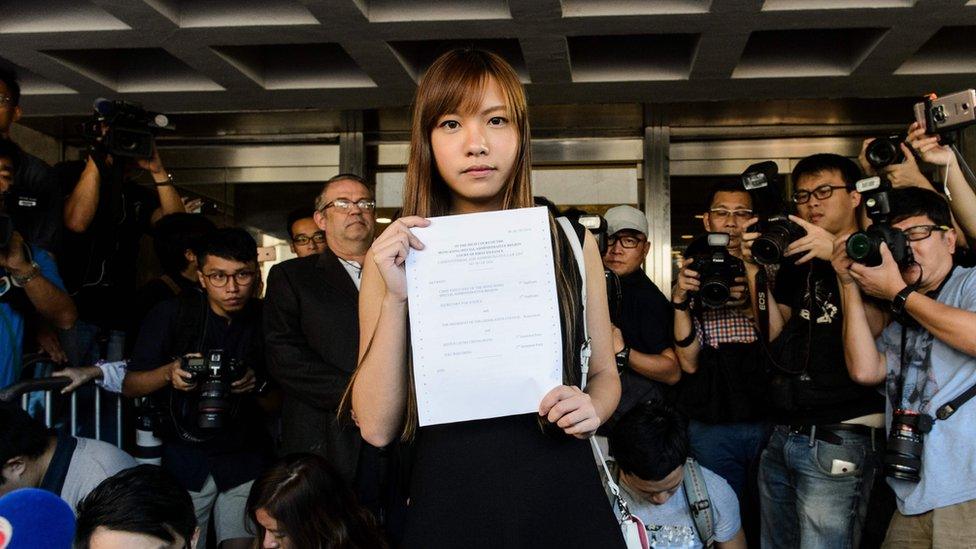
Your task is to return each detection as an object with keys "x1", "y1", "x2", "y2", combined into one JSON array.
[{"x1": 264, "y1": 173, "x2": 376, "y2": 477}]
